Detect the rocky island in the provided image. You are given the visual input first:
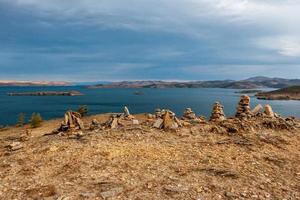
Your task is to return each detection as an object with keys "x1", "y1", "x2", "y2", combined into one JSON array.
[
  {"x1": 0, "y1": 80, "x2": 71, "y2": 86},
  {"x1": 7, "y1": 91, "x2": 83, "y2": 96},
  {"x1": 0, "y1": 95, "x2": 300, "y2": 199},
  {"x1": 256, "y1": 86, "x2": 300, "y2": 100}
]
